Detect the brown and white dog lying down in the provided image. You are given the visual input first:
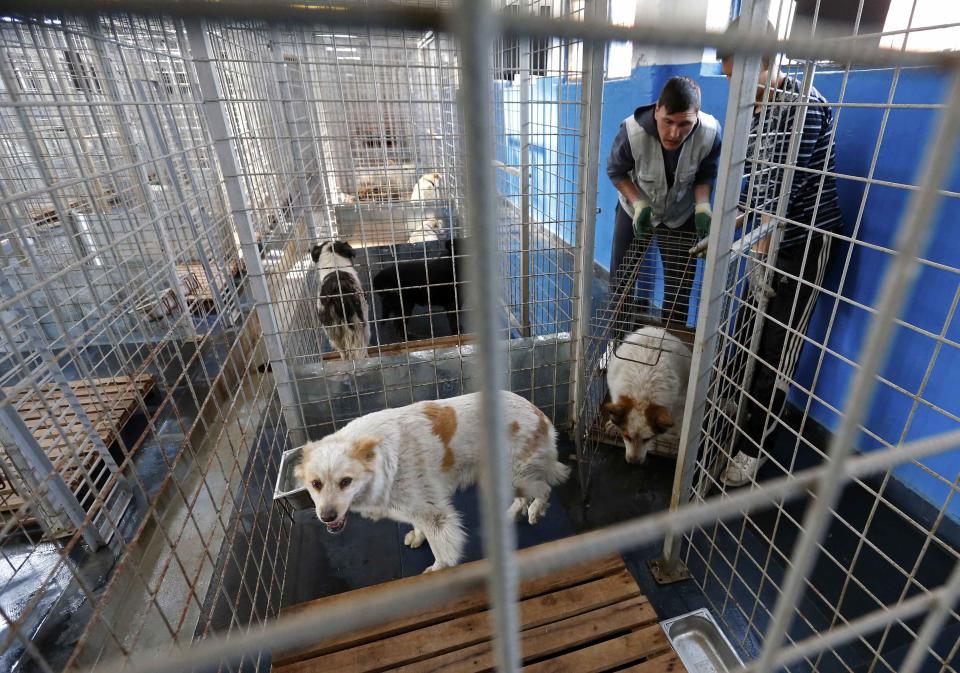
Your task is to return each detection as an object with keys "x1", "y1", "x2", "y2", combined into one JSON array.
[
  {"x1": 604, "y1": 326, "x2": 691, "y2": 465},
  {"x1": 295, "y1": 391, "x2": 570, "y2": 572}
]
